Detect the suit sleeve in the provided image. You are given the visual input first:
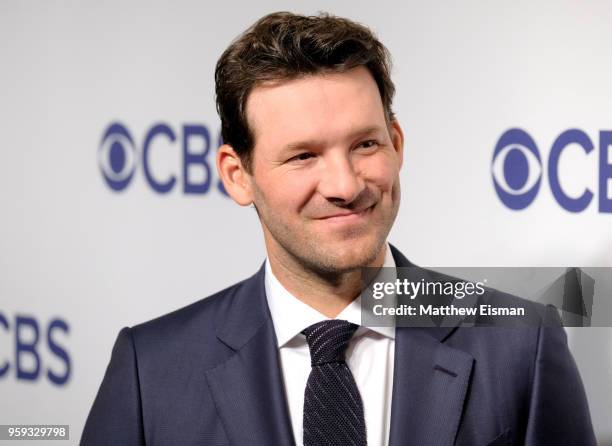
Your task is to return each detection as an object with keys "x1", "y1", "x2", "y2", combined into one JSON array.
[
  {"x1": 524, "y1": 305, "x2": 596, "y2": 445},
  {"x1": 80, "y1": 327, "x2": 145, "y2": 445}
]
